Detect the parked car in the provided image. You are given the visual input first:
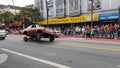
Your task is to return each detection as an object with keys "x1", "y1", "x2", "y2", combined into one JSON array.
[
  {"x1": 0, "y1": 30, "x2": 7, "y2": 40},
  {"x1": 54, "y1": 30, "x2": 61, "y2": 35},
  {"x1": 22, "y1": 24, "x2": 60, "y2": 42}
]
